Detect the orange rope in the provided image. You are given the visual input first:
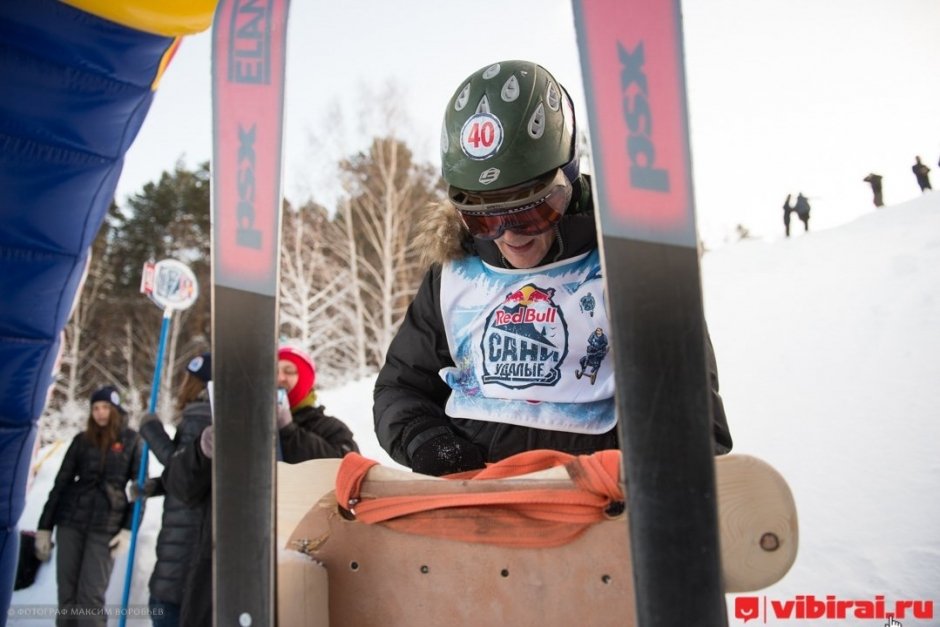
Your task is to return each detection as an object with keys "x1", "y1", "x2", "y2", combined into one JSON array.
[{"x1": 332, "y1": 450, "x2": 624, "y2": 548}]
